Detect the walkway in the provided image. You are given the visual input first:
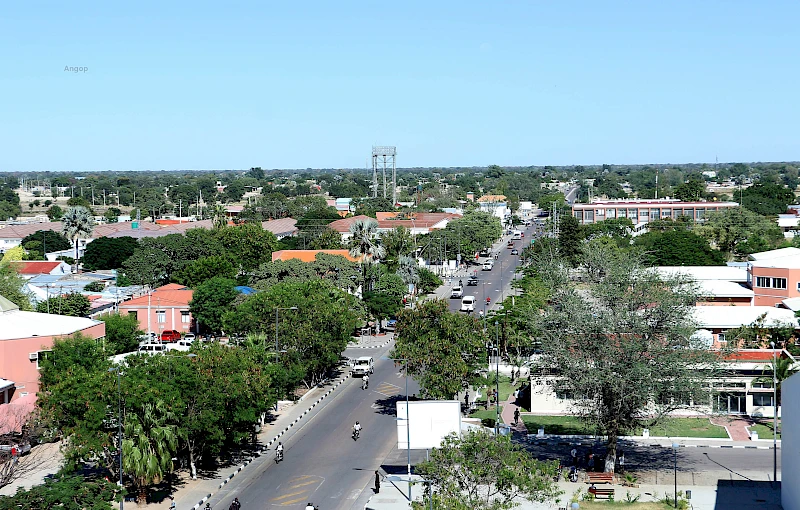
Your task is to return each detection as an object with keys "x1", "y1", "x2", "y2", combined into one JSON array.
[
  {"x1": 711, "y1": 415, "x2": 754, "y2": 441},
  {"x1": 500, "y1": 390, "x2": 528, "y2": 435}
]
